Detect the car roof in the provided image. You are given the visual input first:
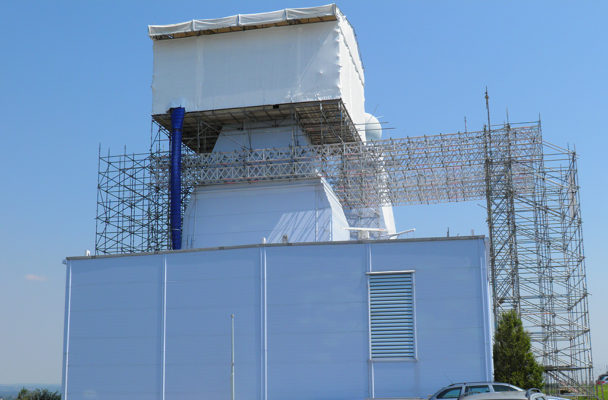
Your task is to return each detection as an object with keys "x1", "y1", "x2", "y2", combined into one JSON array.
[
  {"x1": 447, "y1": 382, "x2": 519, "y2": 387},
  {"x1": 452, "y1": 381, "x2": 513, "y2": 386}
]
